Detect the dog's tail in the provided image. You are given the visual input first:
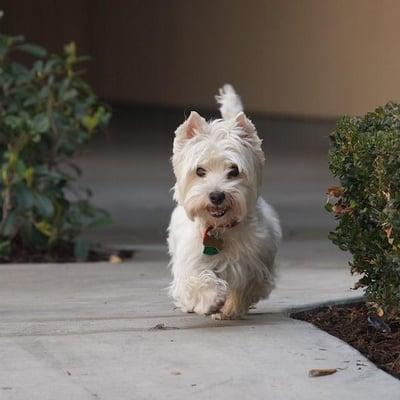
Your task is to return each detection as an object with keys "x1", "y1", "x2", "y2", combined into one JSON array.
[{"x1": 215, "y1": 84, "x2": 243, "y2": 120}]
